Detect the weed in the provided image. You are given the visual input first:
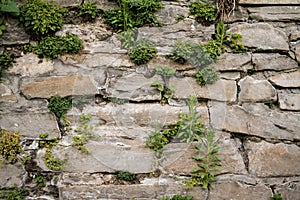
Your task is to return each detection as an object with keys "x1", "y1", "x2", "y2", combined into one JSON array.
[
  {"x1": 116, "y1": 28, "x2": 138, "y2": 50},
  {"x1": 33, "y1": 175, "x2": 45, "y2": 188},
  {"x1": 272, "y1": 193, "x2": 283, "y2": 200},
  {"x1": 129, "y1": 38, "x2": 157, "y2": 65},
  {"x1": 0, "y1": 129, "x2": 23, "y2": 164},
  {"x1": 78, "y1": 1, "x2": 99, "y2": 21},
  {"x1": 160, "y1": 194, "x2": 193, "y2": 200},
  {"x1": 146, "y1": 131, "x2": 168, "y2": 152},
  {"x1": 0, "y1": 52, "x2": 13, "y2": 81},
  {"x1": 176, "y1": 14, "x2": 185, "y2": 22},
  {"x1": 20, "y1": 0, "x2": 67, "y2": 37},
  {"x1": 195, "y1": 66, "x2": 219, "y2": 86},
  {"x1": 228, "y1": 33, "x2": 247, "y2": 53},
  {"x1": 48, "y1": 95, "x2": 72, "y2": 119},
  {"x1": 116, "y1": 171, "x2": 136, "y2": 182},
  {"x1": 43, "y1": 149, "x2": 66, "y2": 171},
  {"x1": 0, "y1": 185, "x2": 29, "y2": 200},
  {"x1": 39, "y1": 133, "x2": 49, "y2": 139},
  {"x1": 185, "y1": 130, "x2": 221, "y2": 189},
  {"x1": 189, "y1": 0, "x2": 217, "y2": 25}
]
